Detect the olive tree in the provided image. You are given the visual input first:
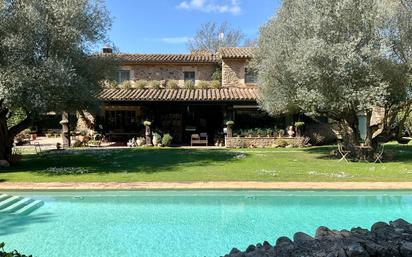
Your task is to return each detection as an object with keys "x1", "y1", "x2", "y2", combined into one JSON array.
[
  {"x1": 0, "y1": 0, "x2": 112, "y2": 165},
  {"x1": 256, "y1": 0, "x2": 412, "y2": 151}
]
